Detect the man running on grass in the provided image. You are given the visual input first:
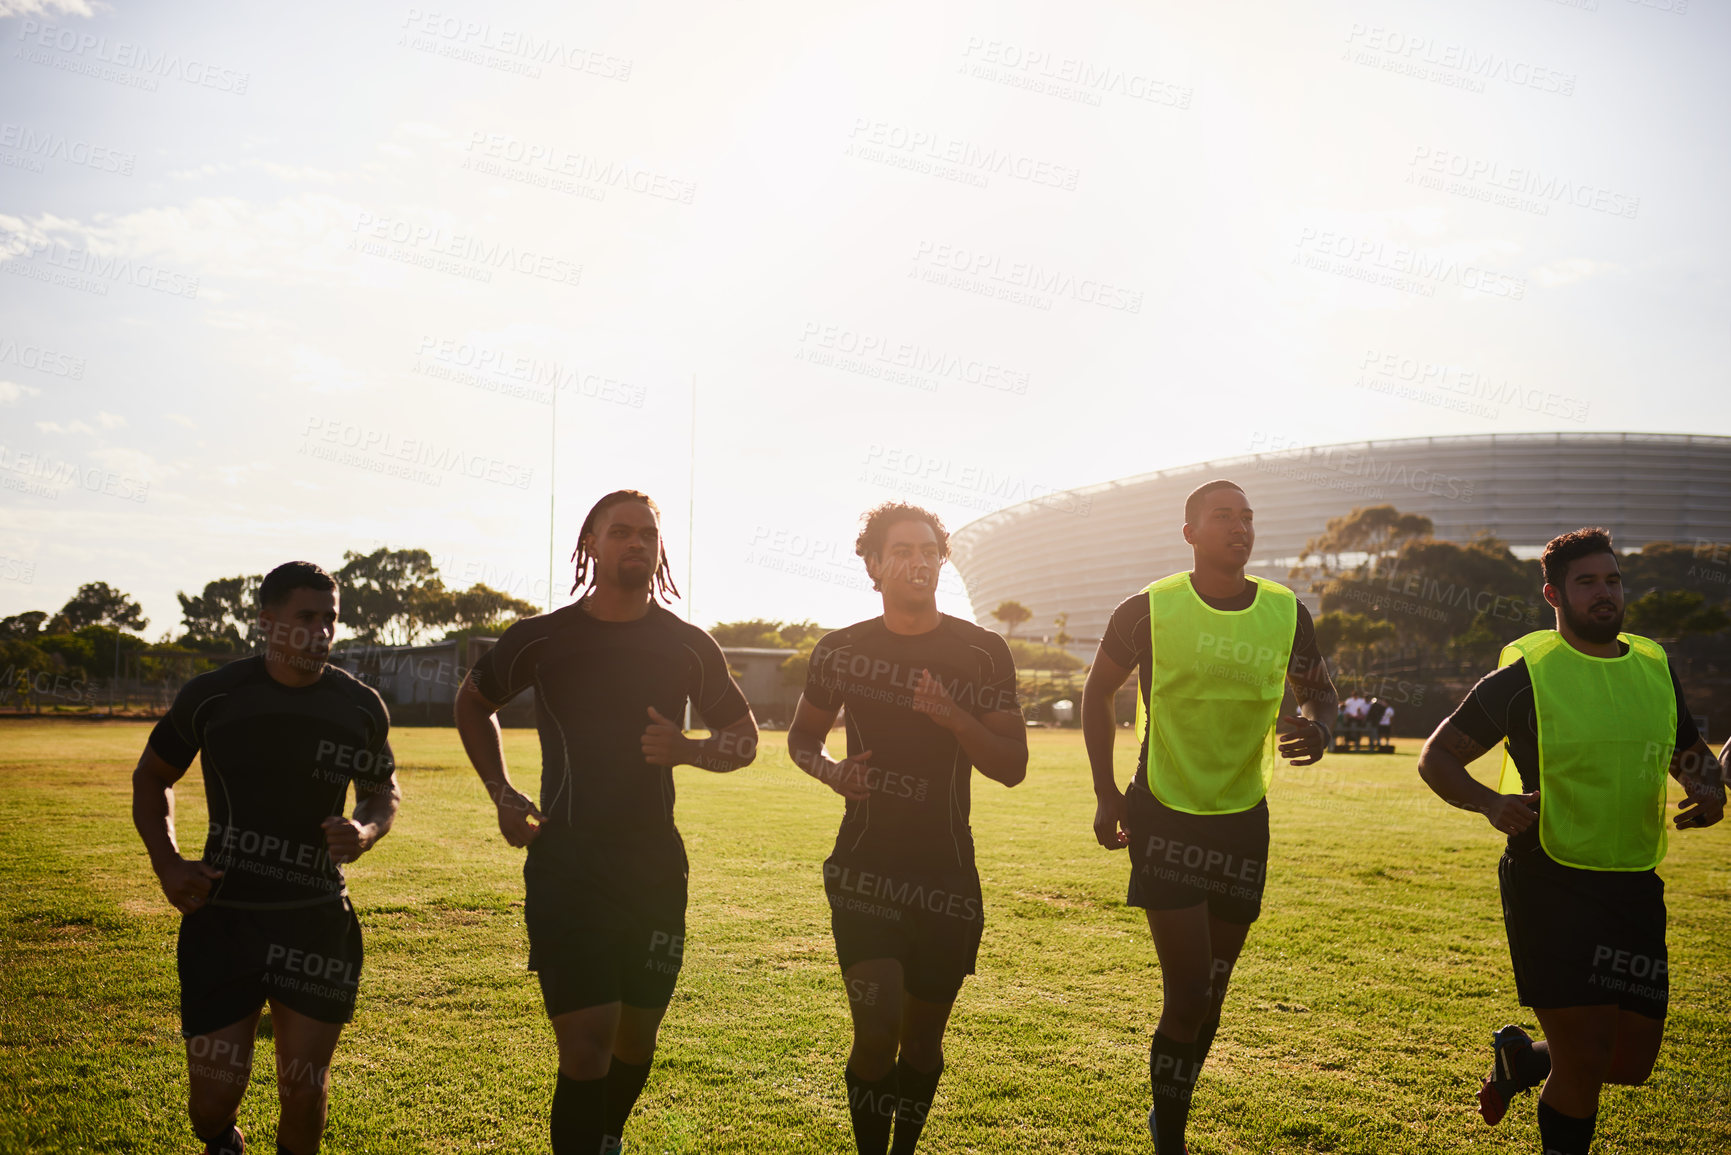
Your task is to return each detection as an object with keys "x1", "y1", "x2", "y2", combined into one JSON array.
[
  {"x1": 132, "y1": 561, "x2": 400, "y2": 1155},
  {"x1": 453, "y1": 489, "x2": 758, "y2": 1155},
  {"x1": 1416, "y1": 527, "x2": 1724, "y2": 1155},
  {"x1": 1081, "y1": 479, "x2": 1336, "y2": 1153},
  {"x1": 786, "y1": 501, "x2": 1026, "y2": 1154}
]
